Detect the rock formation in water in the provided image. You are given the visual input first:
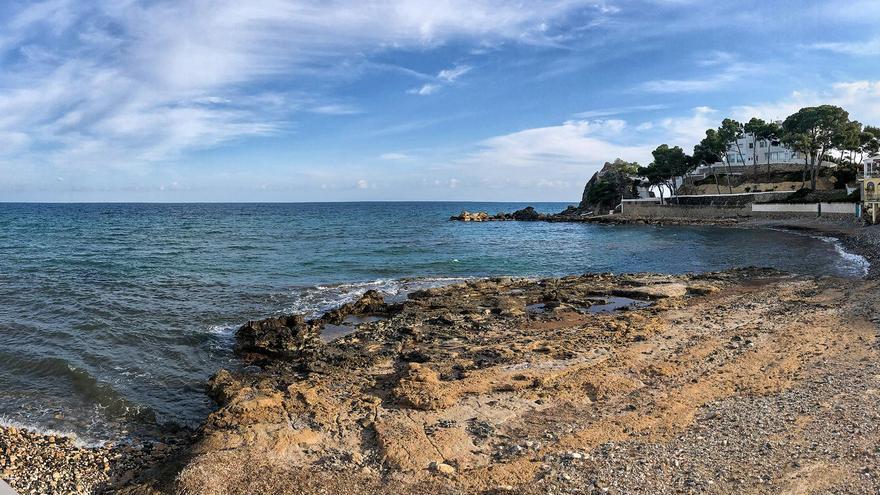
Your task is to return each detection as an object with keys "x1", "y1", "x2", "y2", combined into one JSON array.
[{"x1": 450, "y1": 207, "x2": 546, "y2": 222}]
